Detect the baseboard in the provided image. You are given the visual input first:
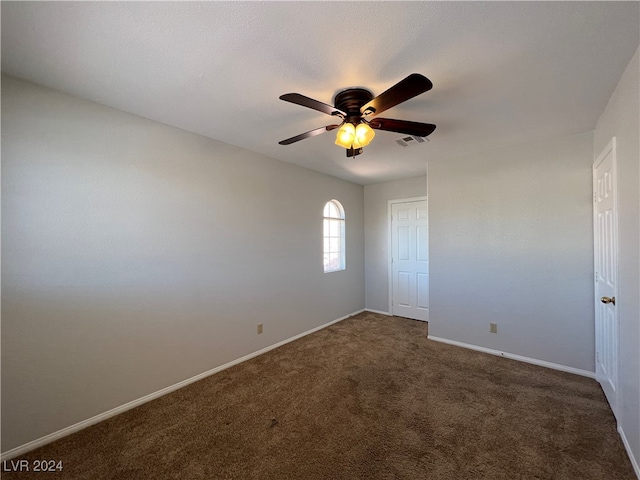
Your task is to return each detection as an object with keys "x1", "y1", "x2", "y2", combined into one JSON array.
[
  {"x1": 619, "y1": 425, "x2": 640, "y2": 479},
  {"x1": 364, "y1": 308, "x2": 391, "y2": 316},
  {"x1": 427, "y1": 335, "x2": 596, "y2": 379},
  {"x1": 1, "y1": 308, "x2": 365, "y2": 461}
]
